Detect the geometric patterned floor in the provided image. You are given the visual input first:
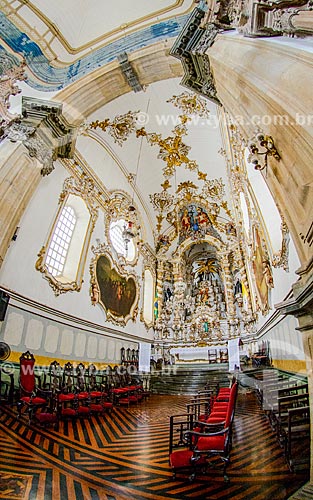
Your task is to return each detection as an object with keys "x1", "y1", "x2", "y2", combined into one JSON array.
[{"x1": 0, "y1": 390, "x2": 309, "y2": 500}]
